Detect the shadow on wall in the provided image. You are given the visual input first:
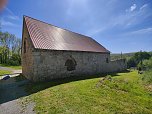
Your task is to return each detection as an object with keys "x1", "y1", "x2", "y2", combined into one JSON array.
[{"x1": 0, "y1": 70, "x2": 130, "y2": 104}]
